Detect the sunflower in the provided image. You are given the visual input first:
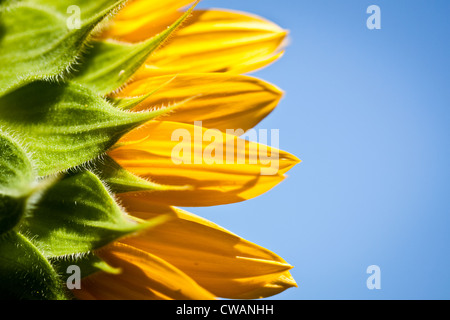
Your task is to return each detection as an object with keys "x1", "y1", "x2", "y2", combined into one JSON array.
[{"x1": 0, "y1": 0, "x2": 300, "y2": 300}]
